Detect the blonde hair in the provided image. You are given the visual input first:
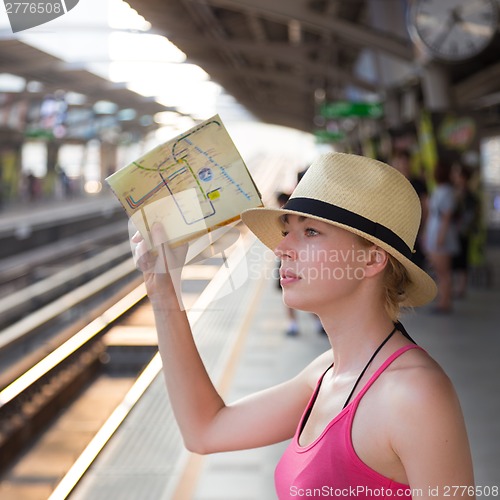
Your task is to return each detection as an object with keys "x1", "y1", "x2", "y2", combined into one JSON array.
[
  {"x1": 383, "y1": 255, "x2": 411, "y2": 321},
  {"x1": 356, "y1": 236, "x2": 411, "y2": 321}
]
